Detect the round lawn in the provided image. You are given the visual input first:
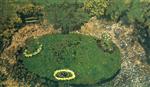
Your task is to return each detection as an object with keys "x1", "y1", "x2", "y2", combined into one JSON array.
[{"x1": 21, "y1": 34, "x2": 121, "y2": 85}]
